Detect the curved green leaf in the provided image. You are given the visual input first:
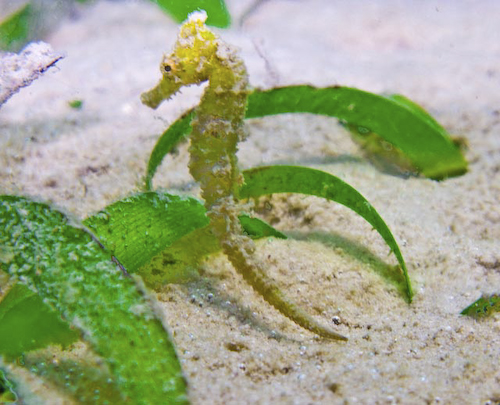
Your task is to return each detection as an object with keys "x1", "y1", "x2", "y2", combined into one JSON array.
[
  {"x1": 153, "y1": 0, "x2": 231, "y2": 28},
  {"x1": 145, "y1": 110, "x2": 194, "y2": 191},
  {"x1": 144, "y1": 86, "x2": 466, "y2": 189},
  {"x1": 239, "y1": 165, "x2": 413, "y2": 302},
  {"x1": 0, "y1": 196, "x2": 188, "y2": 404},
  {"x1": 246, "y1": 86, "x2": 467, "y2": 180},
  {"x1": 0, "y1": 283, "x2": 79, "y2": 360}
]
